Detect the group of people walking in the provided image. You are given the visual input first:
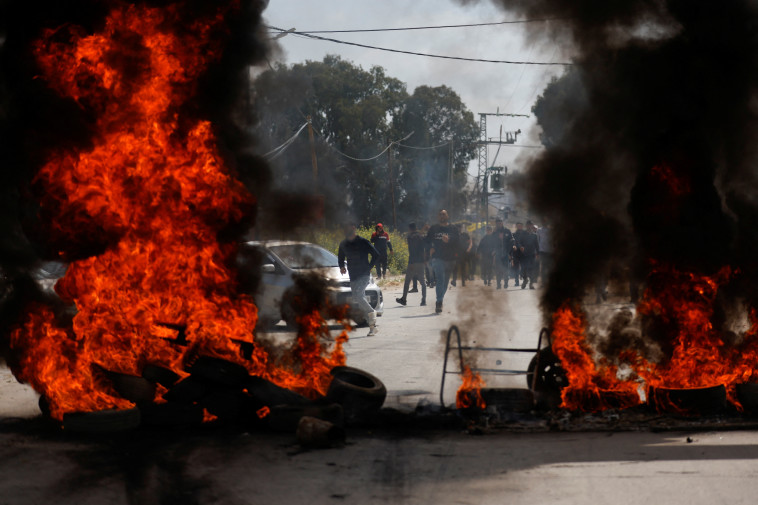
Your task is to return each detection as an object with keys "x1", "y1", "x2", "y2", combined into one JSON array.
[
  {"x1": 395, "y1": 211, "x2": 552, "y2": 313},
  {"x1": 336, "y1": 212, "x2": 552, "y2": 337},
  {"x1": 476, "y1": 219, "x2": 550, "y2": 290}
]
